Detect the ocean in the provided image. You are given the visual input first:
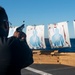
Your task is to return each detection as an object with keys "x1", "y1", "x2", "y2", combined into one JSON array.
[{"x1": 34, "y1": 38, "x2": 75, "y2": 52}]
